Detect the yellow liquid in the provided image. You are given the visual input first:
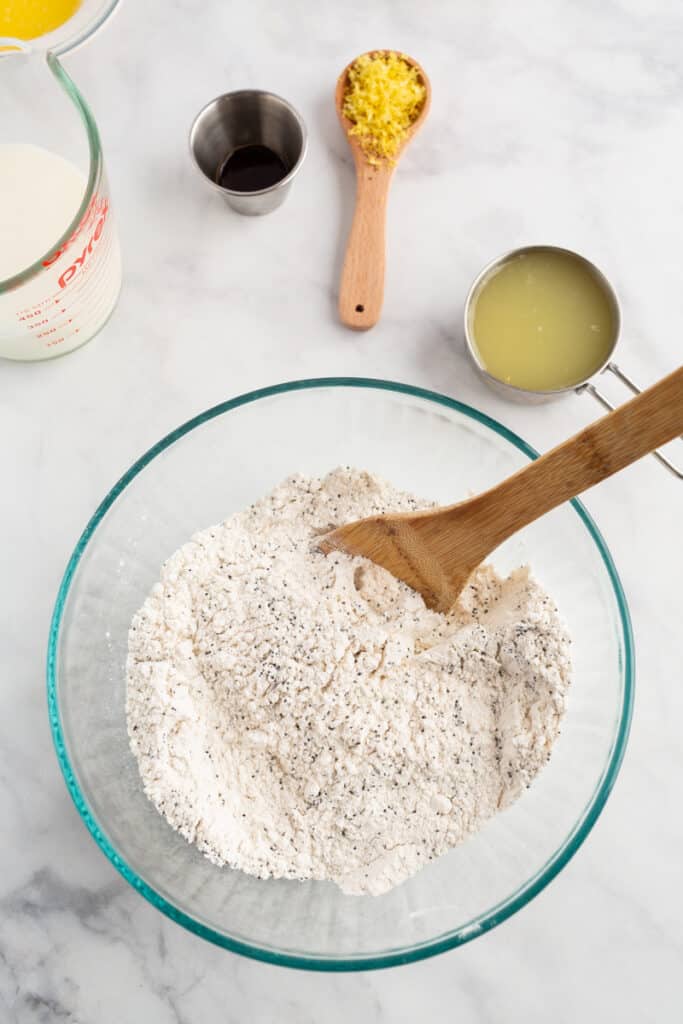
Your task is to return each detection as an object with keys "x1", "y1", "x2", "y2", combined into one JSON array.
[
  {"x1": 470, "y1": 250, "x2": 616, "y2": 391},
  {"x1": 0, "y1": 0, "x2": 81, "y2": 40}
]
